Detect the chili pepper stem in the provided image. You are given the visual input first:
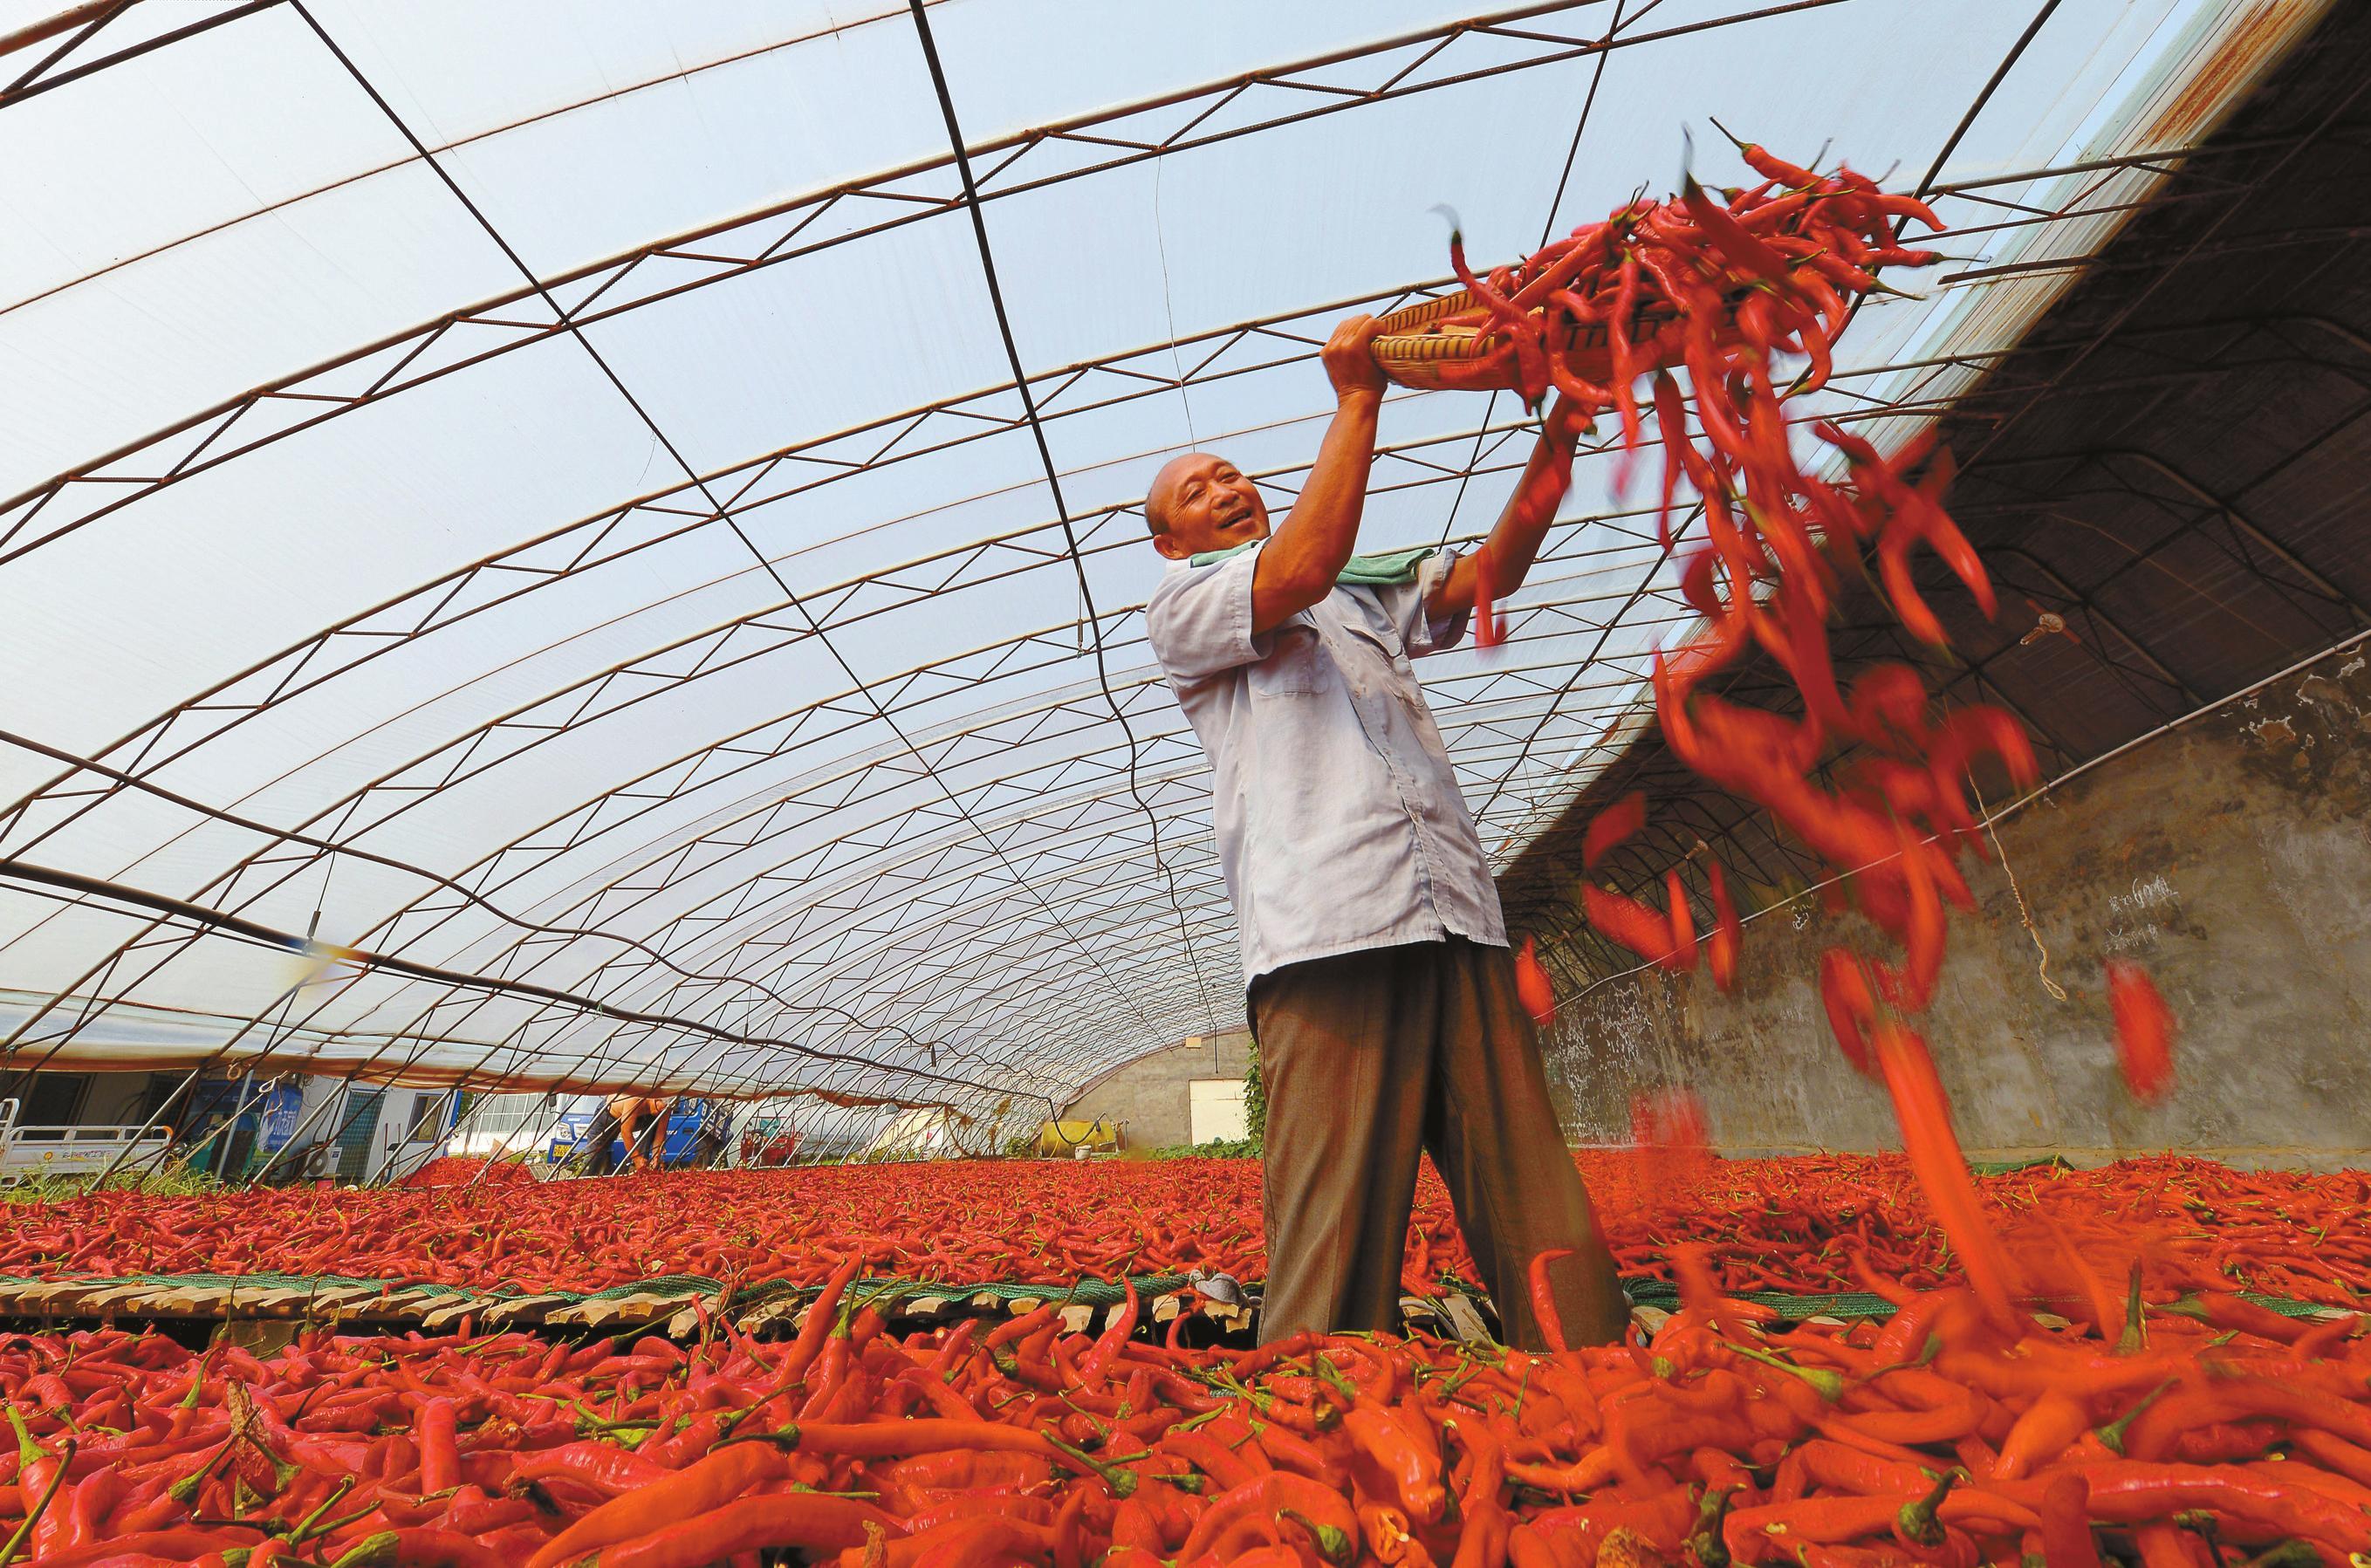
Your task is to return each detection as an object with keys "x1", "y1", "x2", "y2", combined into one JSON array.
[
  {"x1": 294, "y1": 1499, "x2": 386, "y2": 1545},
  {"x1": 326, "y1": 1530, "x2": 401, "y2": 1568},
  {"x1": 0, "y1": 1436, "x2": 73, "y2": 1568},
  {"x1": 2234, "y1": 1544, "x2": 2323, "y2": 1568},
  {"x1": 288, "y1": 1476, "x2": 355, "y2": 1539},
  {"x1": 1280, "y1": 1508, "x2": 1355, "y2": 1564},
  {"x1": 1725, "y1": 1340, "x2": 1846, "y2": 1401},
  {"x1": 1896, "y1": 1468, "x2": 1961, "y2": 1547},
  {"x1": 1045, "y1": 1434, "x2": 1140, "y2": 1496},
  {"x1": 2115, "y1": 1263, "x2": 2148, "y2": 1354},
  {"x1": 1690, "y1": 1484, "x2": 1737, "y2": 1568},
  {"x1": 2095, "y1": 1378, "x2": 2180, "y2": 1455}
]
